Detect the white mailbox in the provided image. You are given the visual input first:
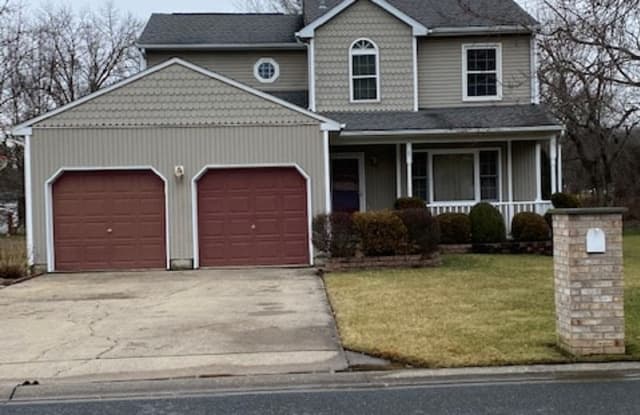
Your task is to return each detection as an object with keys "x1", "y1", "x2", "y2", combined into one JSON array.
[{"x1": 586, "y1": 228, "x2": 606, "y2": 254}]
